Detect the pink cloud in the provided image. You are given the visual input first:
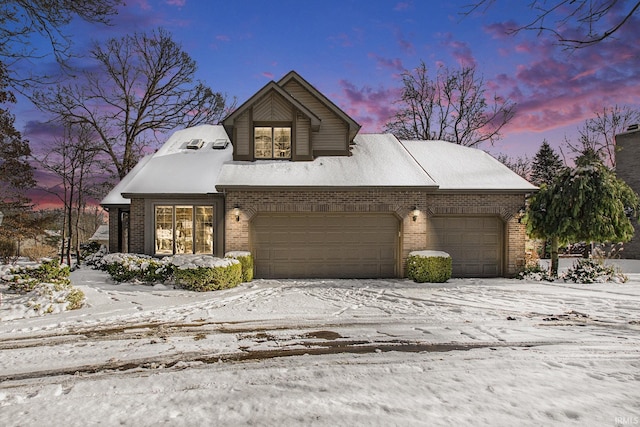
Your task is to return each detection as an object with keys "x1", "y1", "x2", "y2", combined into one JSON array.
[
  {"x1": 337, "y1": 80, "x2": 401, "y2": 132},
  {"x1": 439, "y1": 33, "x2": 476, "y2": 68},
  {"x1": 166, "y1": 0, "x2": 186, "y2": 6},
  {"x1": 262, "y1": 72, "x2": 274, "y2": 79},
  {"x1": 216, "y1": 35, "x2": 230, "y2": 42},
  {"x1": 367, "y1": 53, "x2": 404, "y2": 72},
  {"x1": 484, "y1": 21, "x2": 519, "y2": 40},
  {"x1": 494, "y1": 37, "x2": 640, "y2": 135}
]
